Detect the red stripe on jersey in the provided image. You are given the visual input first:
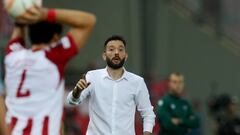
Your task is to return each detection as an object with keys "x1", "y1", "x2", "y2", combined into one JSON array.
[
  {"x1": 23, "y1": 119, "x2": 32, "y2": 135},
  {"x1": 9, "y1": 116, "x2": 18, "y2": 132},
  {"x1": 42, "y1": 116, "x2": 49, "y2": 135}
]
